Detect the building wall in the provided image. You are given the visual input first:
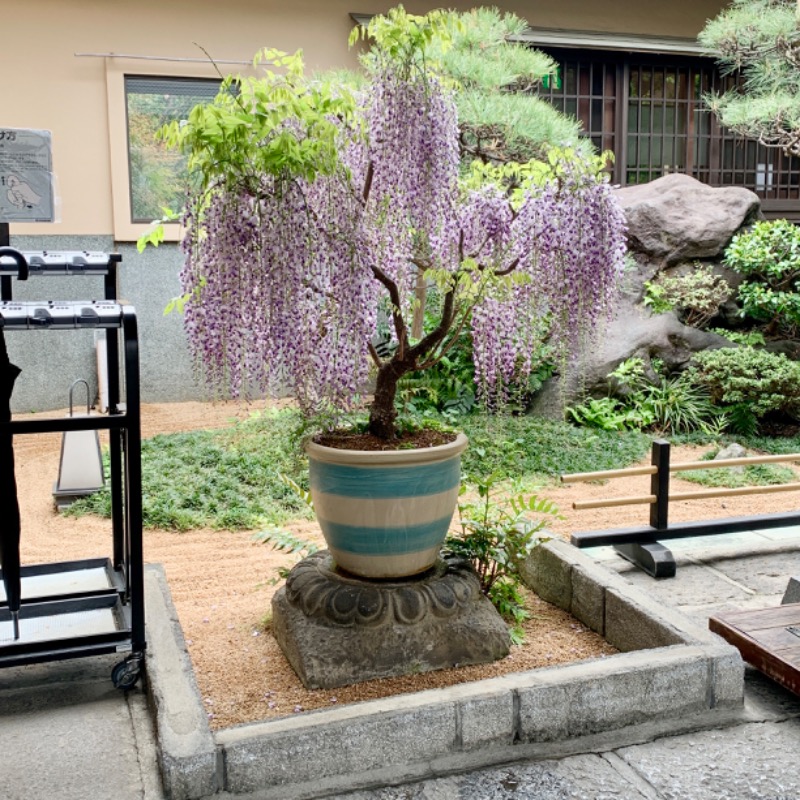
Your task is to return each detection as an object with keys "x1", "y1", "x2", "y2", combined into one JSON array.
[{"x1": 3, "y1": 0, "x2": 727, "y2": 410}]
